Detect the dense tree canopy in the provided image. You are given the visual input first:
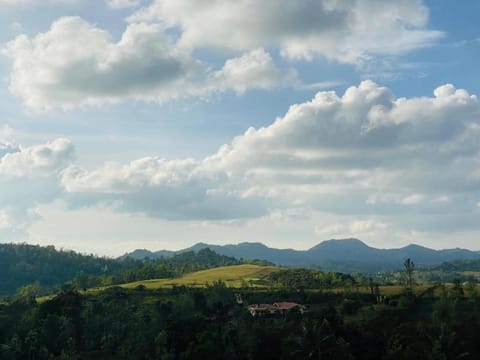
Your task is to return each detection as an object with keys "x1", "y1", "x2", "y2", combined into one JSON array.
[
  {"x1": 1, "y1": 283, "x2": 479, "y2": 359},
  {"x1": 0, "y1": 244, "x2": 249, "y2": 297}
]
